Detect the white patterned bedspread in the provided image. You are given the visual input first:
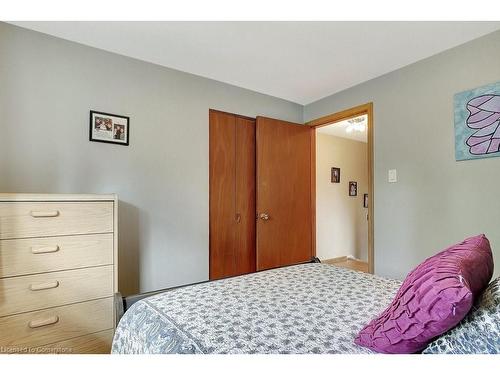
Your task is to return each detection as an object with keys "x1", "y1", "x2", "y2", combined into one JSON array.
[{"x1": 112, "y1": 263, "x2": 401, "y2": 354}]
